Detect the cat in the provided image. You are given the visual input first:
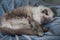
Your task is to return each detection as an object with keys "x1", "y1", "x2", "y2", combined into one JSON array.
[{"x1": 0, "y1": 5, "x2": 54, "y2": 36}]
